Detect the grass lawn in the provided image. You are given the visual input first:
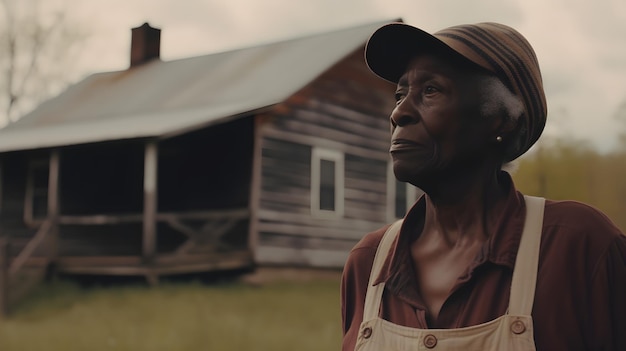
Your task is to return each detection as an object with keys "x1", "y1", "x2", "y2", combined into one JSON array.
[{"x1": 0, "y1": 272, "x2": 343, "y2": 351}]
